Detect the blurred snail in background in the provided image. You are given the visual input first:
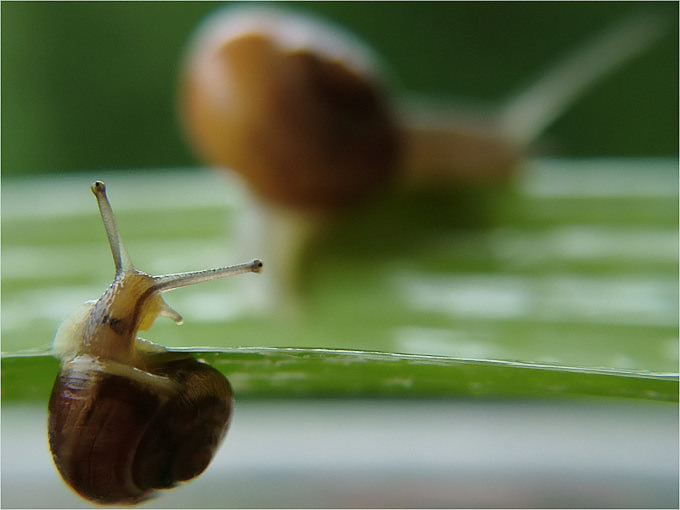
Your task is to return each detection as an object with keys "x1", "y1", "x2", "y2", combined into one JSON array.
[
  {"x1": 180, "y1": 6, "x2": 664, "y2": 208},
  {"x1": 178, "y1": 5, "x2": 665, "y2": 306},
  {"x1": 48, "y1": 181, "x2": 262, "y2": 504},
  {"x1": 180, "y1": 6, "x2": 400, "y2": 212}
]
